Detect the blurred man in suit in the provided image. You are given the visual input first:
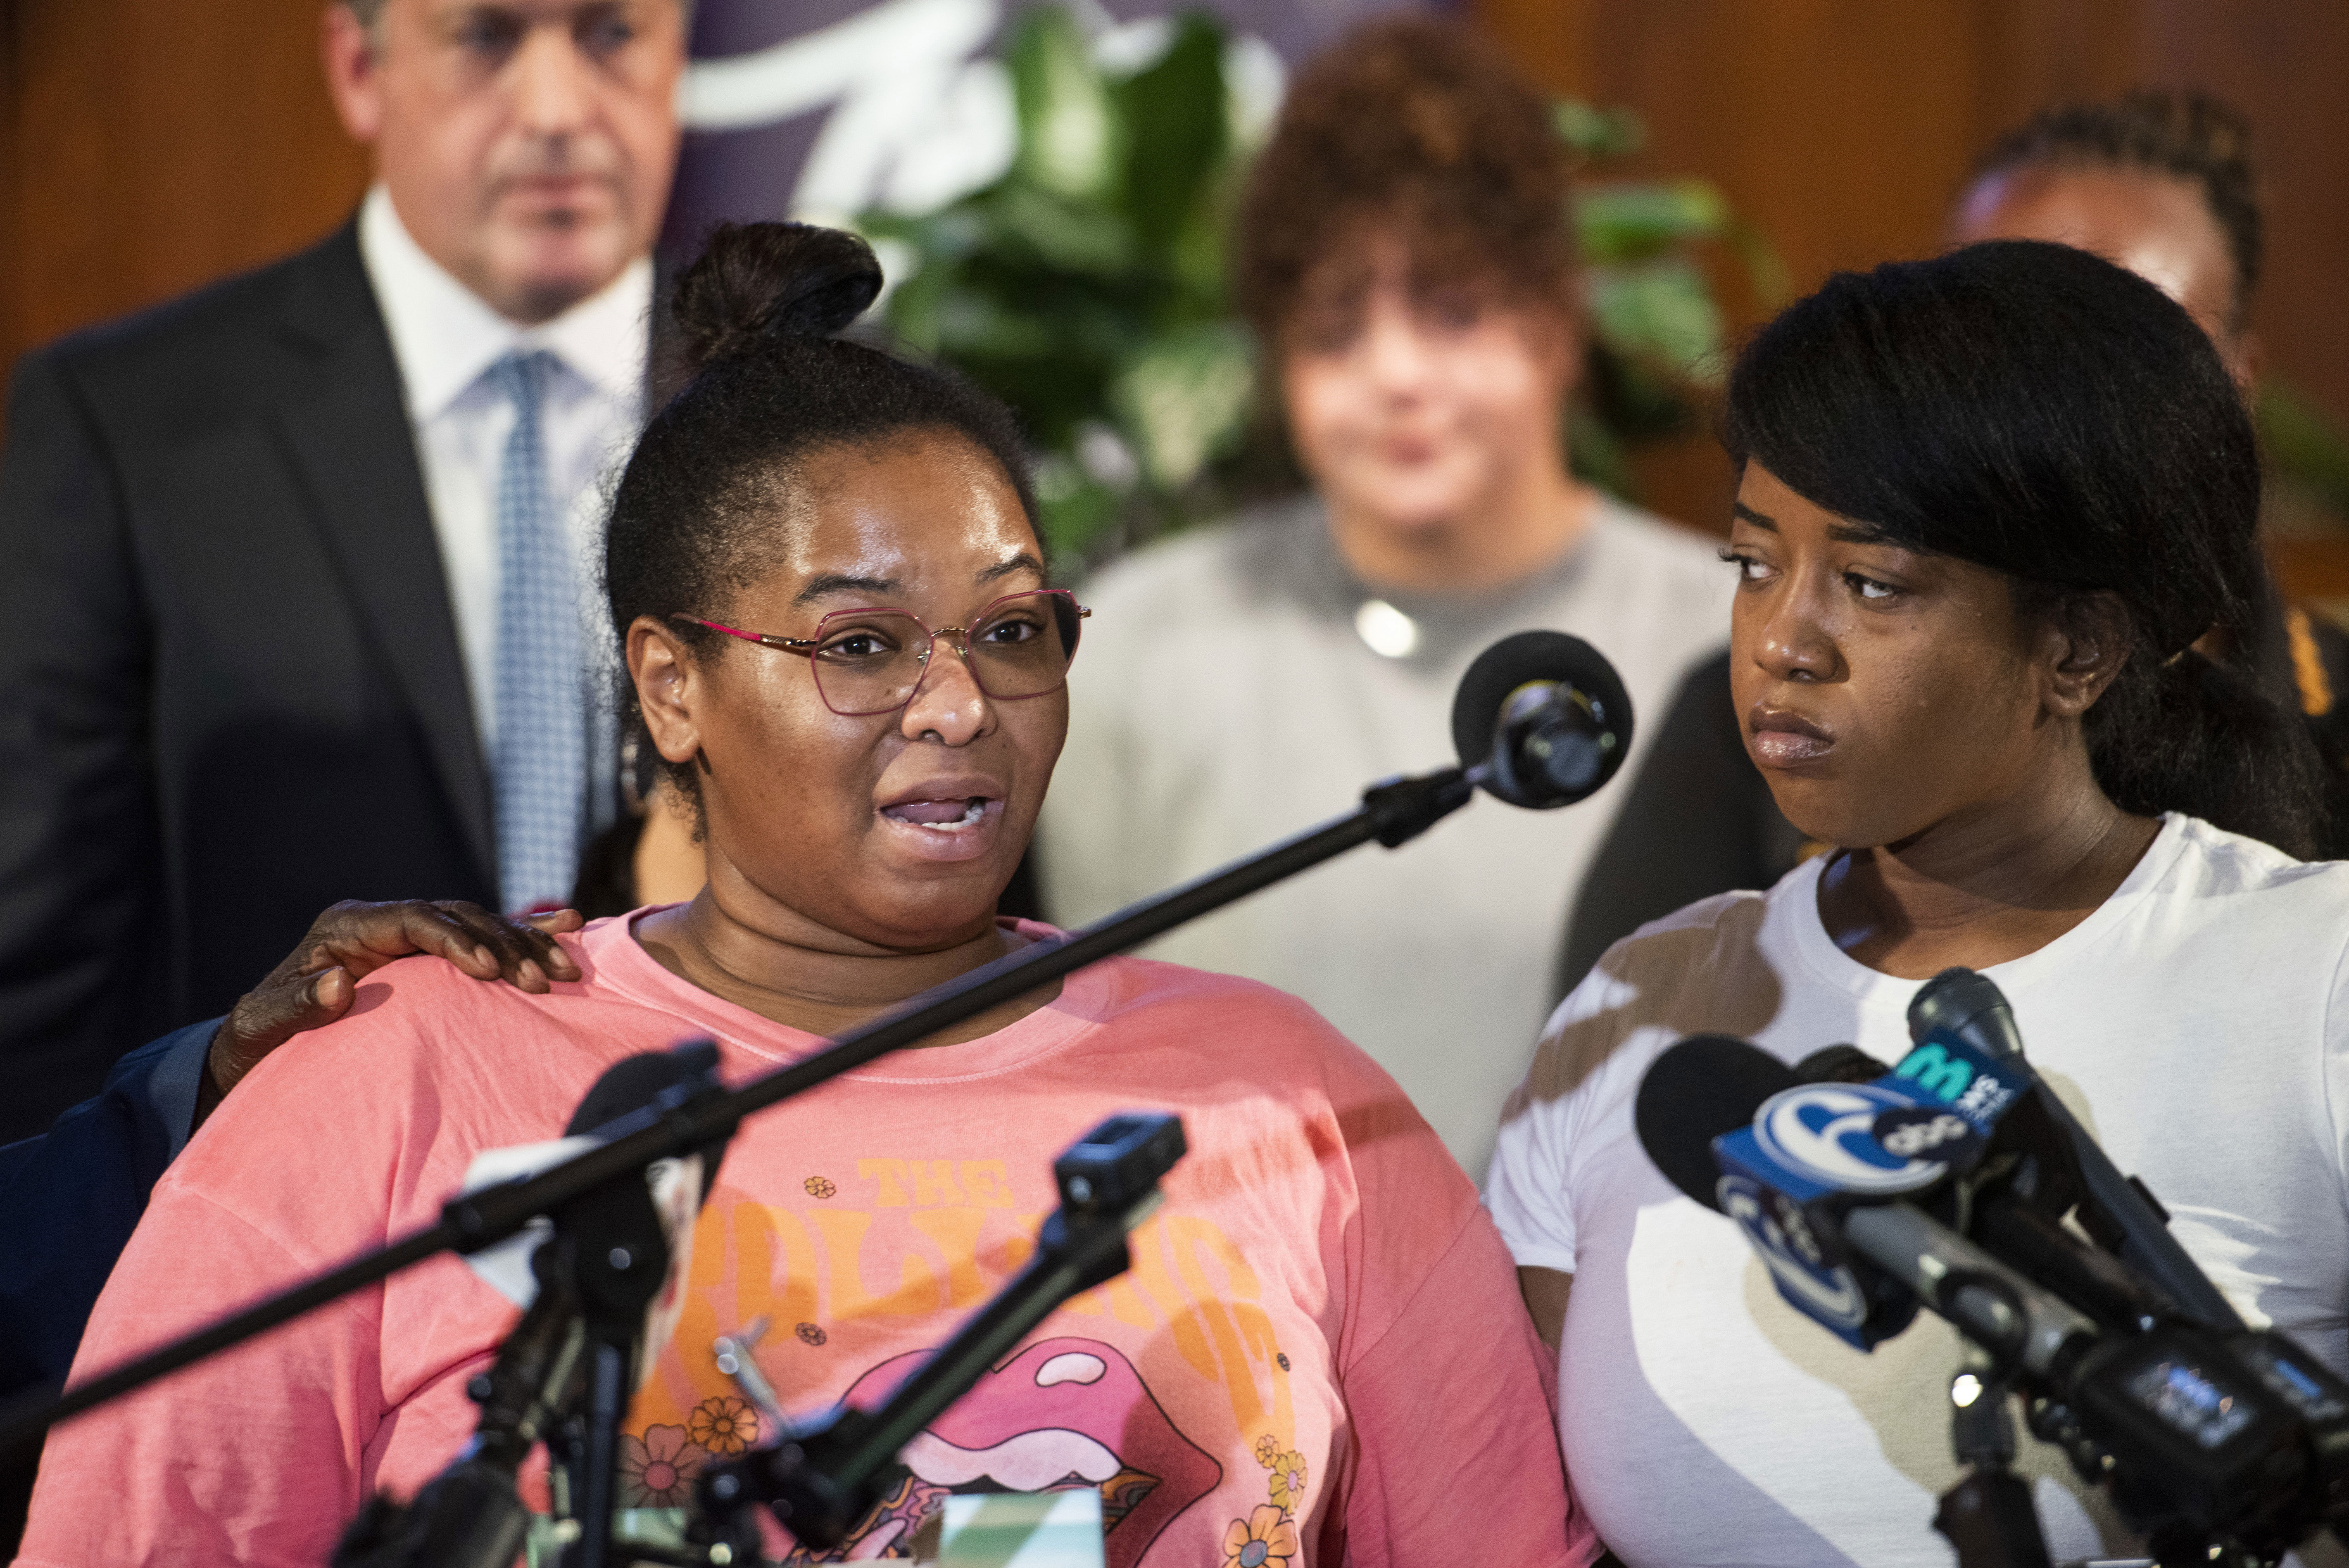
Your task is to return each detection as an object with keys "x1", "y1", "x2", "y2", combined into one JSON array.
[{"x1": 0, "y1": 0, "x2": 686, "y2": 1139}]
